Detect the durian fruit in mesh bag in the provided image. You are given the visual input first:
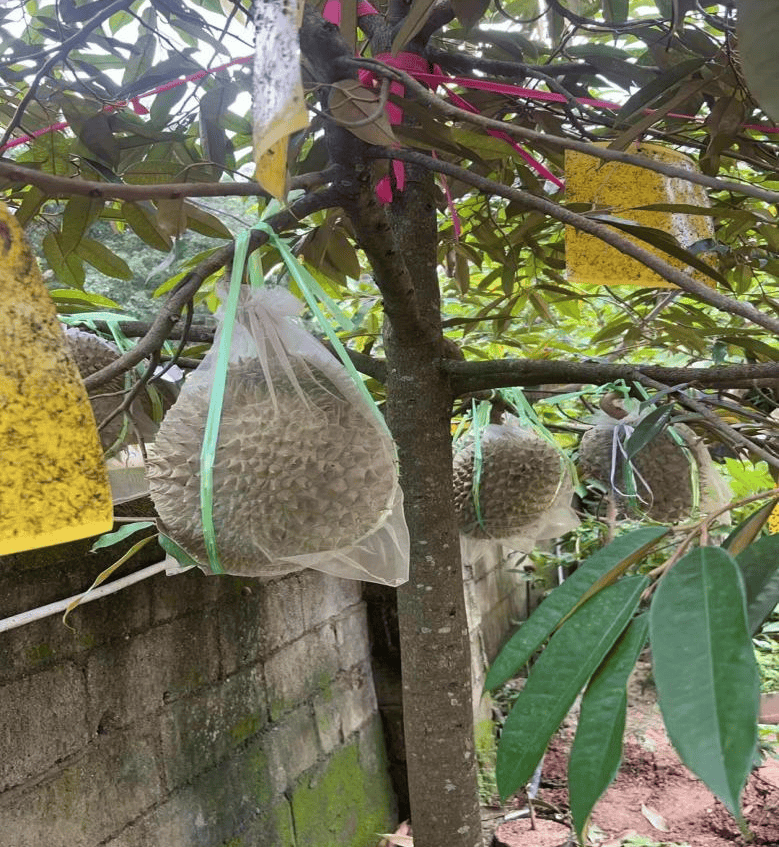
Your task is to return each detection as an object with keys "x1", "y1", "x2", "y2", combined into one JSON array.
[
  {"x1": 146, "y1": 286, "x2": 409, "y2": 585},
  {"x1": 452, "y1": 413, "x2": 579, "y2": 550},
  {"x1": 64, "y1": 327, "x2": 173, "y2": 451},
  {"x1": 578, "y1": 399, "x2": 730, "y2": 523}
]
